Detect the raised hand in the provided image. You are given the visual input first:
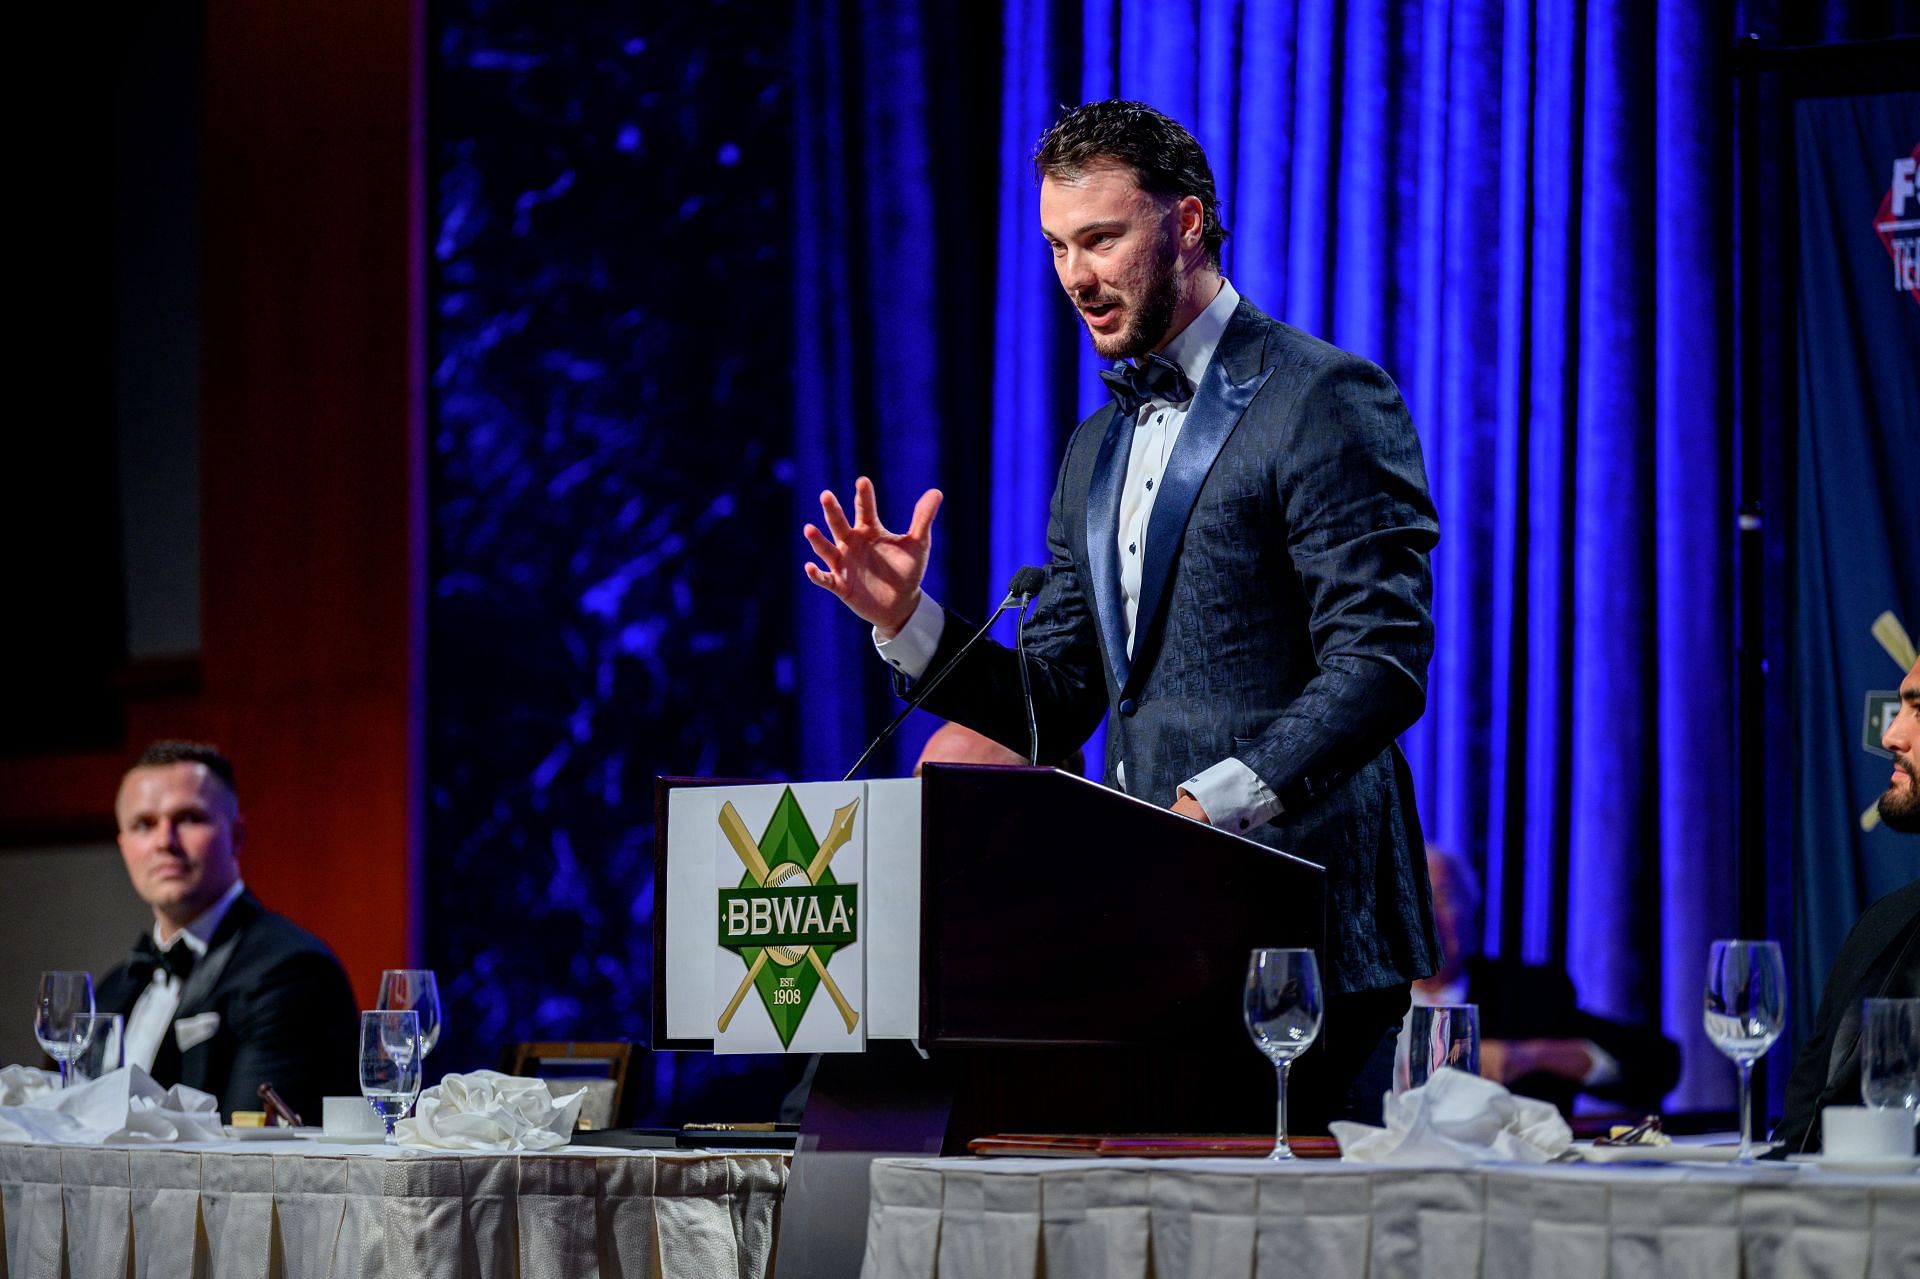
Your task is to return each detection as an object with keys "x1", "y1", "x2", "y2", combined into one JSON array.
[{"x1": 802, "y1": 476, "x2": 943, "y2": 634}]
